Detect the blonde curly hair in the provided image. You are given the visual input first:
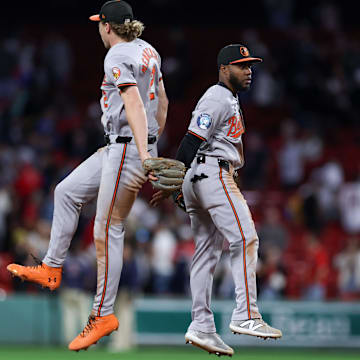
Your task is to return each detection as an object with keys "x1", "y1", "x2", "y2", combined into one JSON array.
[{"x1": 108, "y1": 20, "x2": 145, "y2": 41}]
